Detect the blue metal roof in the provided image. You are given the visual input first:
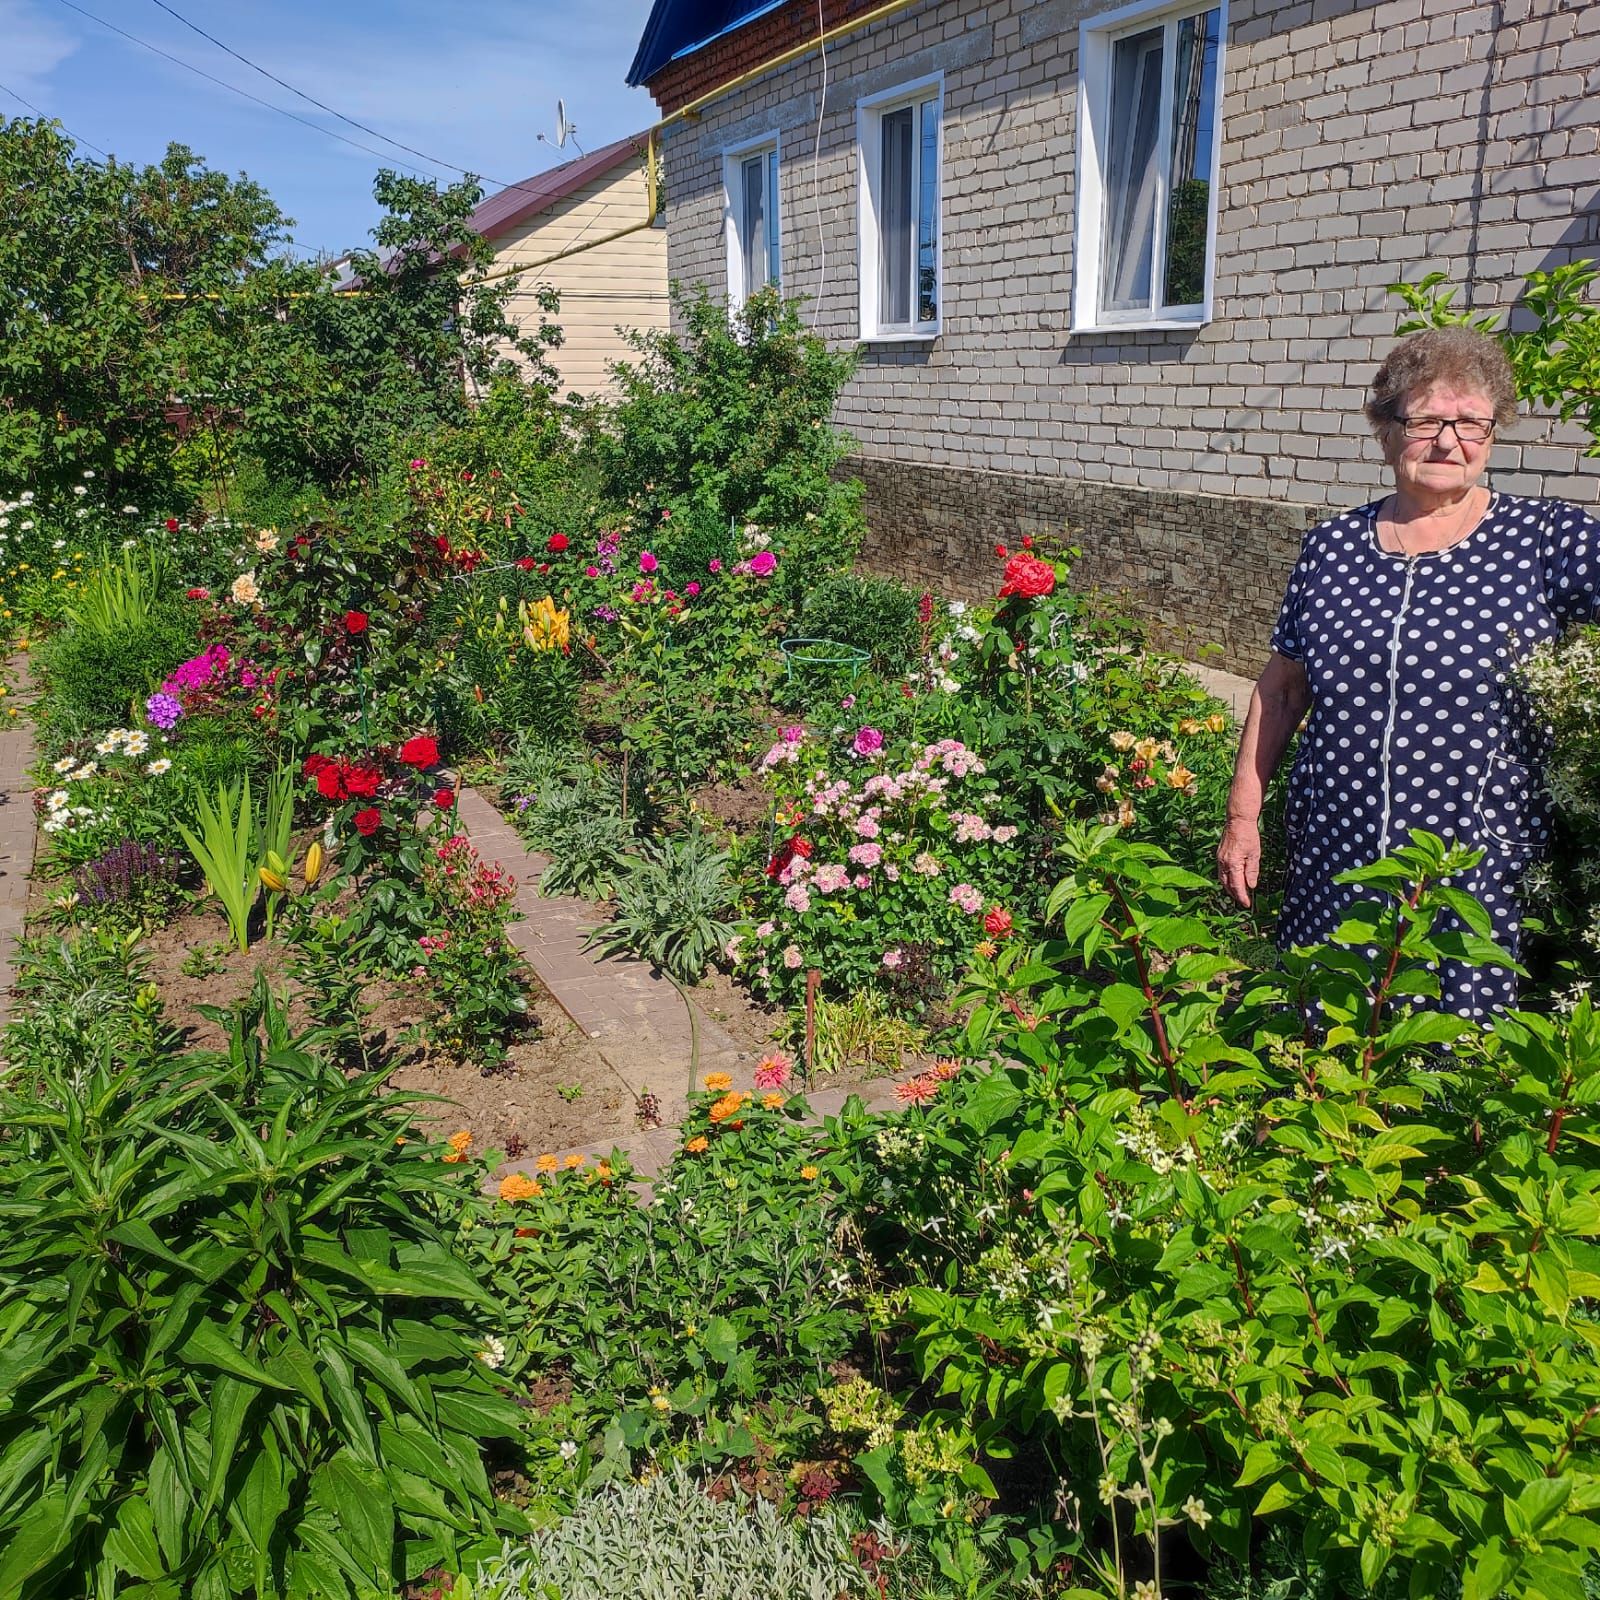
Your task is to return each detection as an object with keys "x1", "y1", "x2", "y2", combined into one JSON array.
[{"x1": 626, "y1": 0, "x2": 787, "y2": 86}]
